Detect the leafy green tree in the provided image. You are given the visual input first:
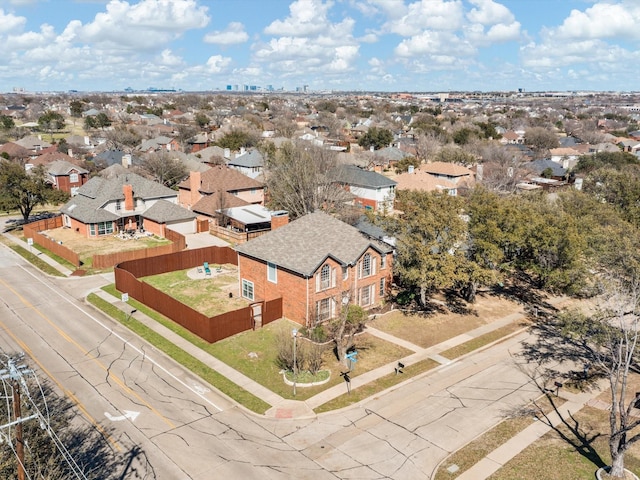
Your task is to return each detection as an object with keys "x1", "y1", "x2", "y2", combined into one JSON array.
[
  {"x1": 382, "y1": 190, "x2": 467, "y2": 307},
  {"x1": 195, "y1": 112, "x2": 209, "y2": 128},
  {"x1": 0, "y1": 163, "x2": 69, "y2": 222},
  {"x1": 452, "y1": 127, "x2": 476, "y2": 145},
  {"x1": 583, "y1": 166, "x2": 640, "y2": 227},
  {"x1": 328, "y1": 303, "x2": 367, "y2": 368},
  {"x1": 358, "y1": 126, "x2": 393, "y2": 151},
  {"x1": 215, "y1": 129, "x2": 257, "y2": 151},
  {"x1": 574, "y1": 151, "x2": 640, "y2": 175},
  {"x1": 38, "y1": 110, "x2": 65, "y2": 140},
  {"x1": 69, "y1": 100, "x2": 84, "y2": 118},
  {"x1": 94, "y1": 112, "x2": 111, "y2": 129},
  {"x1": 394, "y1": 156, "x2": 421, "y2": 174},
  {"x1": 0, "y1": 115, "x2": 15, "y2": 130}
]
